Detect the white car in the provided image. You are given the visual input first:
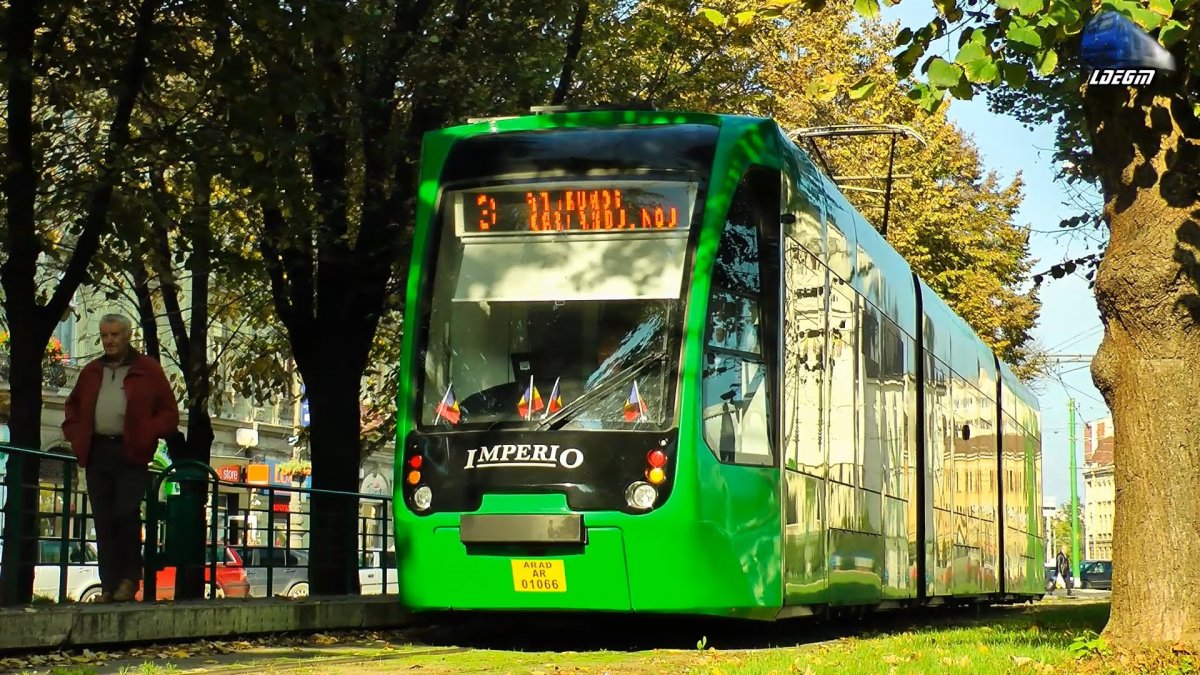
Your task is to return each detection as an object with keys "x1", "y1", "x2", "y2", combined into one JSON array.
[
  {"x1": 359, "y1": 549, "x2": 399, "y2": 595},
  {"x1": 33, "y1": 540, "x2": 104, "y2": 603}
]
